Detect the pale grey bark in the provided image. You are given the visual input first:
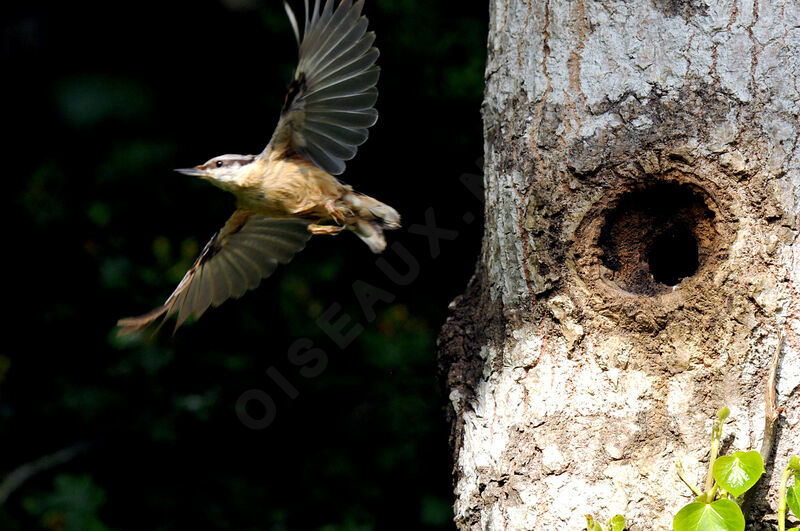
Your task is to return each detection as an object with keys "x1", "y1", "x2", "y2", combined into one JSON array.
[{"x1": 440, "y1": 1, "x2": 800, "y2": 529}]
